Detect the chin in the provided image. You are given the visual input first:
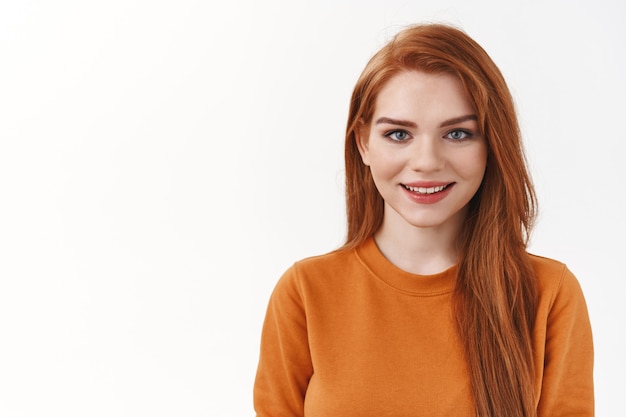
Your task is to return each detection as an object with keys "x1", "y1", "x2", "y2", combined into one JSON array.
[
  {"x1": 397, "y1": 207, "x2": 468, "y2": 231},
  {"x1": 405, "y1": 218, "x2": 450, "y2": 229}
]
